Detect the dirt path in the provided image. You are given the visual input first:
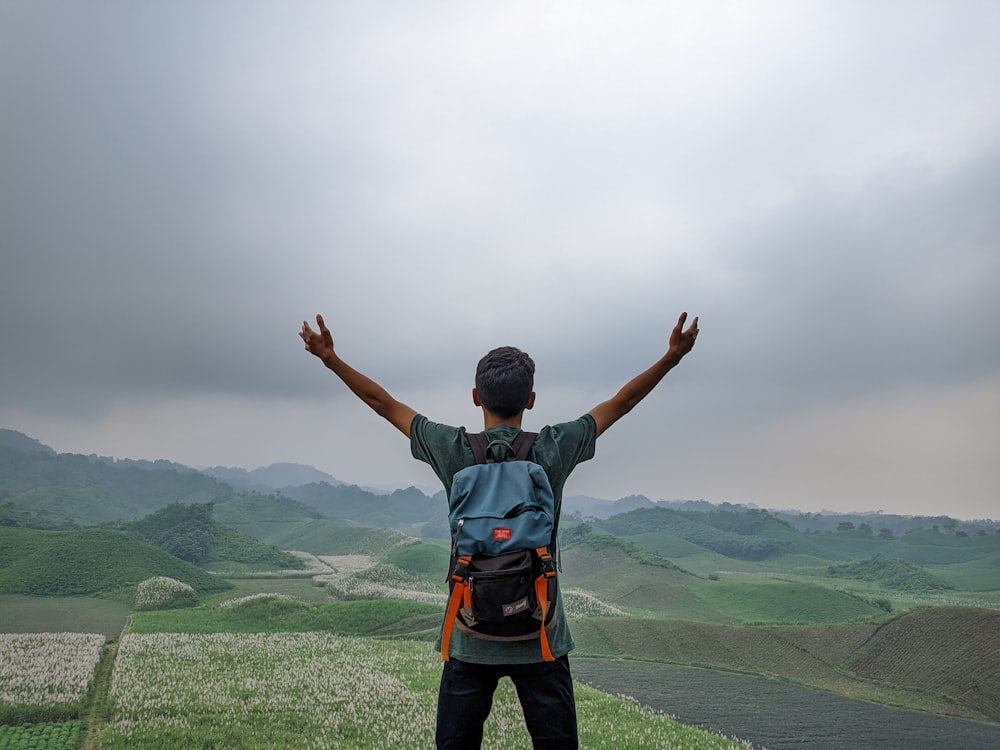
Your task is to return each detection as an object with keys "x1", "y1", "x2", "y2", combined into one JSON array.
[{"x1": 81, "y1": 616, "x2": 130, "y2": 750}]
